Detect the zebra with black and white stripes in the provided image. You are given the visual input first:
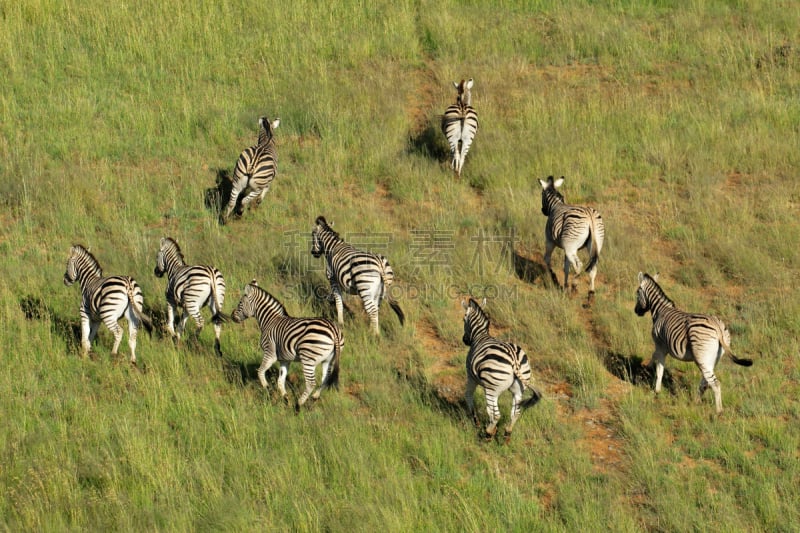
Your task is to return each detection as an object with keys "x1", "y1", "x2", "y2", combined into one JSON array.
[
  {"x1": 231, "y1": 280, "x2": 343, "y2": 409},
  {"x1": 311, "y1": 216, "x2": 405, "y2": 336},
  {"x1": 222, "y1": 116, "x2": 280, "y2": 222},
  {"x1": 539, "y1": 175, "x2": 605, "y2": 301},
  {"x1": 63, "y1": 244, "x2": 153, "y2": 364},
  {"x1": 462, "y1": 298, "x2": 541, "y2": 442},
  {"x1": 154, "y1": 237, "x2": 227, "y2": 354},
  {"x1": 635, "y1": 272, "x2": 753, "y2": 414},
  {"x1": 441, "y1": 78, "x2": 479, "y2": 178}
]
